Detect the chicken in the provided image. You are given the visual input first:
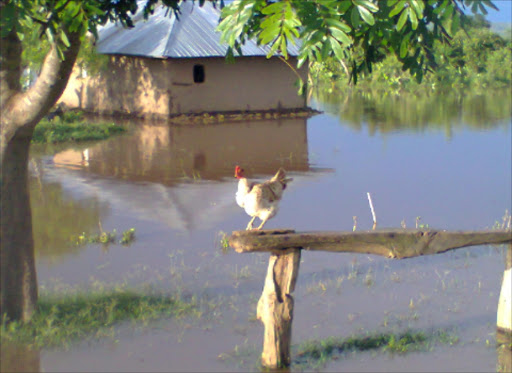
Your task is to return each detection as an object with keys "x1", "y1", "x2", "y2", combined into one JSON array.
[{"x1": 234, "y1": 165, "x2": 292, "y2": 230}]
